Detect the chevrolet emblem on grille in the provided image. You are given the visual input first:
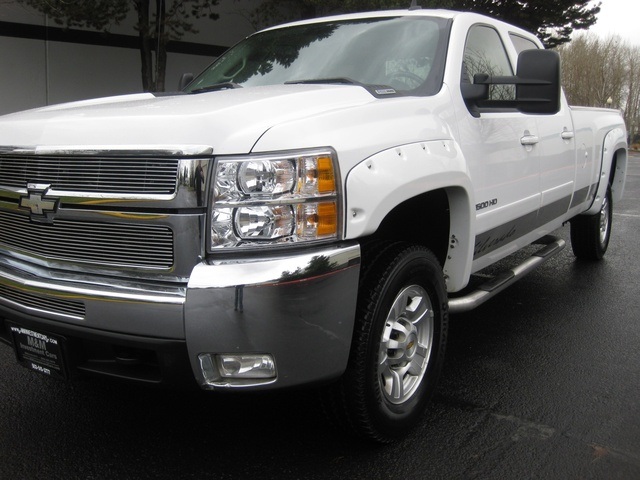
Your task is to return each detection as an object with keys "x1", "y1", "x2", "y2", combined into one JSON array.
[{"x1": 19, "y1": 183, "x2": 60, "y2": 223}]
